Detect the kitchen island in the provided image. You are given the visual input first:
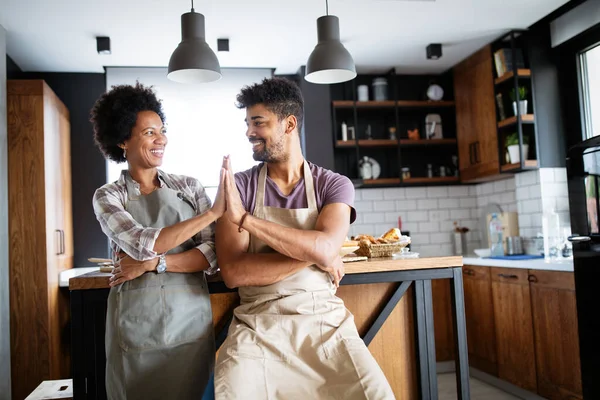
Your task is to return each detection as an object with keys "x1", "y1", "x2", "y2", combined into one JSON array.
[{"x1": 69, "y1": 256, "x2": 468, "y2": 400}]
